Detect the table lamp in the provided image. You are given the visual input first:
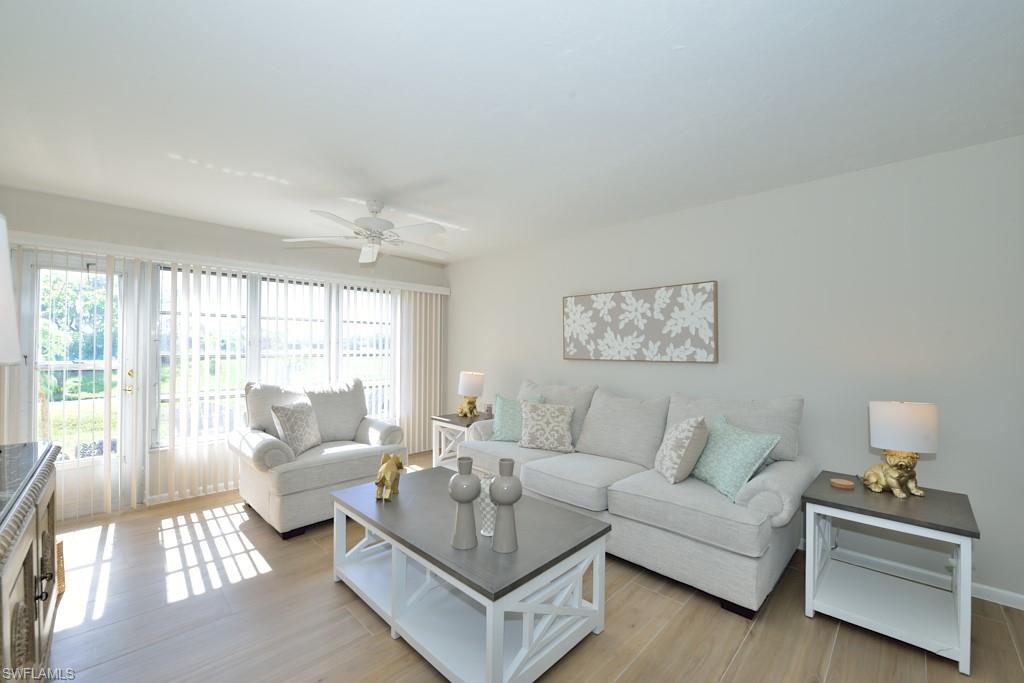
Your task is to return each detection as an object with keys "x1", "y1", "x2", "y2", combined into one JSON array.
[
  {"x1": 0, "y1": 214, "x2": 21, "y2": 365},
  {"x1": 865, "y1": 401, "x2": 938, "y2": 497},
  {"x1": 456, "y1": 371, "x2": 485, "y2": 418}
]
